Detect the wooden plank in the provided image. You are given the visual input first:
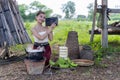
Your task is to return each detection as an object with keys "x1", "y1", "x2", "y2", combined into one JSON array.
[
  {"x1": 109, "y1": 9, "x2": 120, "y2": 13},
  {"x1": 97, "y1": 8, "x2": 120, "y2": 13},
  {"x1": 89, "y1": 30, "x2": 120, "y2": 35}
]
